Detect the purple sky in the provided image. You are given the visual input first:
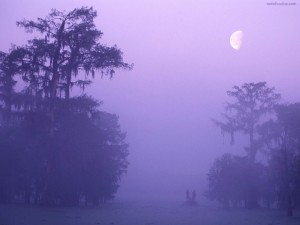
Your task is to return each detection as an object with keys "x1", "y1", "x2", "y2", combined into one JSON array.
[{"x1": 0, "y1": 0, "x2": 299, "y2": 200}]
